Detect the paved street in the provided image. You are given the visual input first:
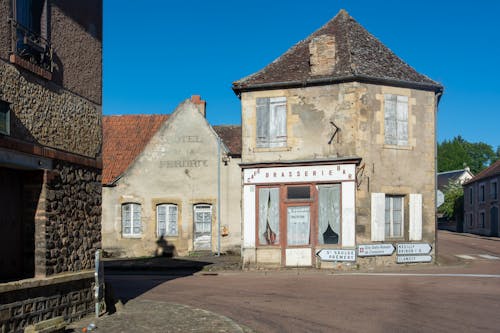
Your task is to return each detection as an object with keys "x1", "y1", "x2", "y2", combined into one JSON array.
[{"x1": 76, "y1": 231, "x2": 500, "y2": 332}]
